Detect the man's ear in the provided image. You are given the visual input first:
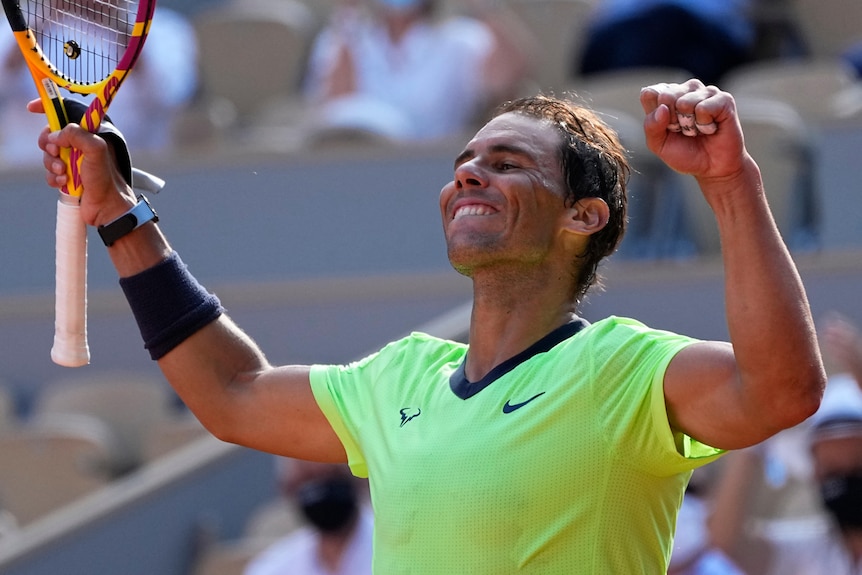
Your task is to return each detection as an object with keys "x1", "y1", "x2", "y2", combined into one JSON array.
[{"x1": 563, "y1": 197, "x2": 610, "y2": 236}]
